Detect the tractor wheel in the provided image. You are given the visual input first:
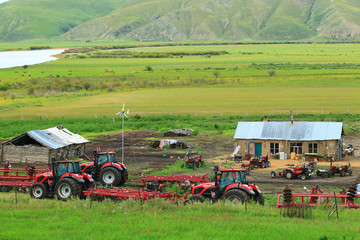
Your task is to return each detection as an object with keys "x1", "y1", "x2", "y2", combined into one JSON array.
[
  {"x1": 300, "y1": 174, "x2": 307, "y2": 180},
  {"x1": 189, "y1": 194, "x2": 205, "y2": 203},
  {"x1": 100, "y1": 167, "x2": 121, "y2": 186},
  {"x1": 267, "y1": 161, "x2": 271, "y2": 167},
  {"x1": 254, "y1": 193, "x2": 265, "y2": 205},
  {"x1": 340, "y1": 169, "x2": 346, "y2": 177},
  {"x1": 271, "y1": 171, "x2": 277, "y2": 178},
  {"x1": 223, "y1": 189, "x2": 246, "y2": 204},
  {"x1": 55, "y1": 178, "x2": 81, "y2": 201},
  {"x1": 285, "y1": 171, "x2": 293, "y2": 179},
  {"x1": 316, "y1": 170, "x2": 322, "y2": 177},
  {"x1": 181, "y1": 164, "x2": 184, "y2": 168},
  {"x1": 349, "y1": 170, "x2": 352, "y2": 176},
  {"x1": 30, "y1": 182, "x2": 48, "y2": 199},
  {"x1": 119, "y1": 169, "x2": 129, "y2": 185},
  {"x1": 193, "y1": 163, "x2": 197, "y2": 170},
  {"x1": 261, "y1": 161, "x2": 265, "y2": 168}
]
